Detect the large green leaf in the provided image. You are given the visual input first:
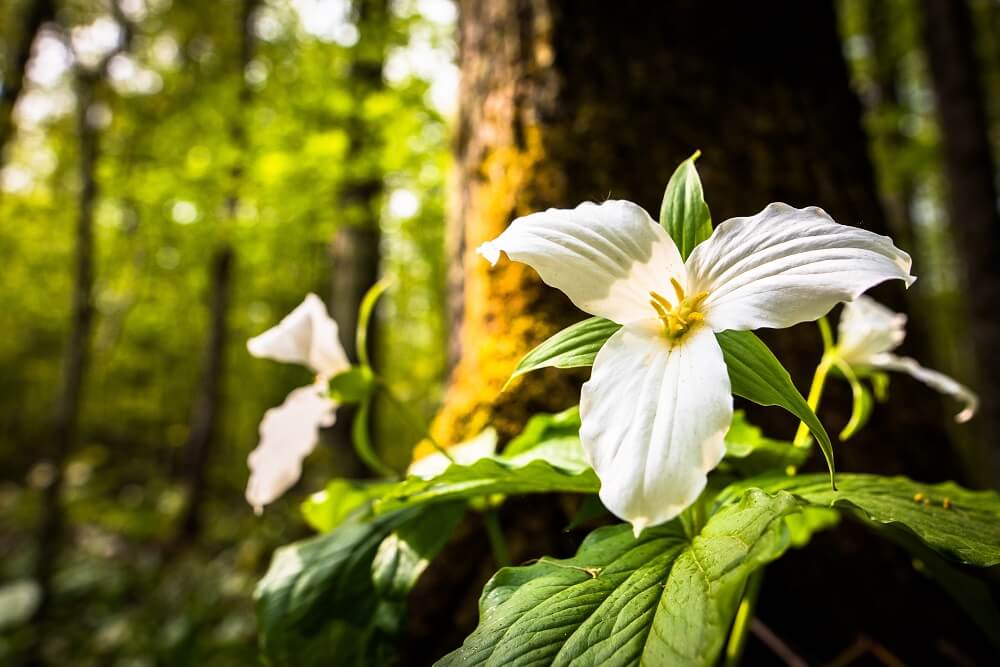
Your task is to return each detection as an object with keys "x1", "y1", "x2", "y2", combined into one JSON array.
[
  {"x1": 725, "y1": 473, "x2": 1000, "y2": 566},
  {"x1": 716, "y1": 330, "x2": 835, "y2": 486},
  {"x1": 659, "y1": 150, "x2": 713, "y2": 259},
  {"x1": 372, "y1": 502, "x2": 466, "y2": 600},
  {"x1": 438, "y1": 488, "x2": 805, "y2": 667},
  {"x1": 375, "y1": 455, "x2": 599, "y2": 515},
  {"x1": 256, "y1": 511, "x2": 411, "y2": 666},
  {"x1": 506, "y1": 317, "x2": 621, "y2": 386},
  {"x1": 300, "y1": 479, "x2": 394, "y2": 533},
  {"x1": 257, "y1": 503, "x2": 463, "y2": 666}
]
